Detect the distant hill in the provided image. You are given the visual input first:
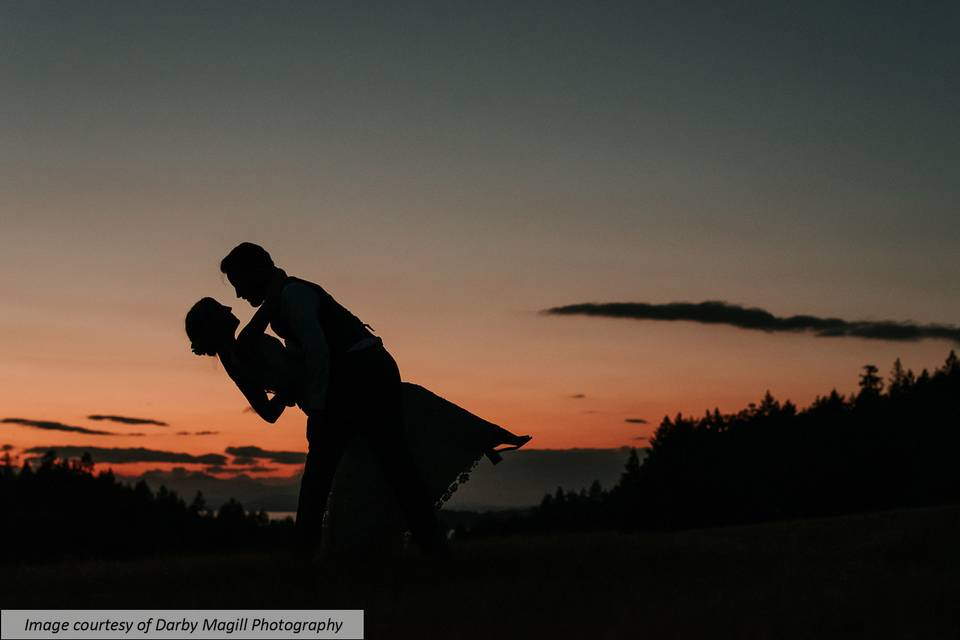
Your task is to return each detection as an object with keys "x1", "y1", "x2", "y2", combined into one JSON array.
[
  {"x1": 444, "y1": 447, "x2": 637, "y2": 510},
  {"x1": 128, "y1": 448, "x2": 640, "y2": 512}
]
